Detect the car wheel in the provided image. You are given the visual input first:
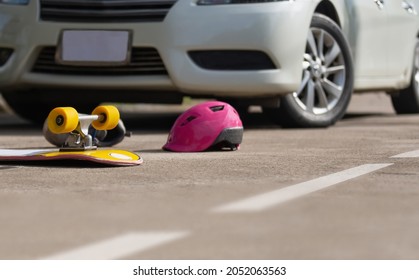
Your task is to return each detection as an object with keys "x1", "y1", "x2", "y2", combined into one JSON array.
[
  {"x1": 1, "y1": 90, "x2": 99, "y2": 123},
  {"x1": 265, "y1": 13, "x2": 354, "y2": 128},
  {"x1": 391, "y1": 40, "x2": 419, "y2": 114}
]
